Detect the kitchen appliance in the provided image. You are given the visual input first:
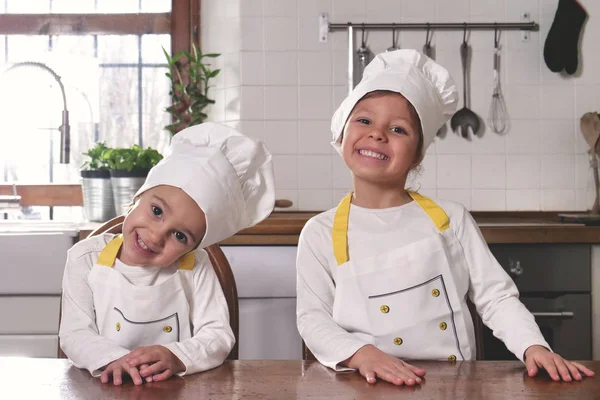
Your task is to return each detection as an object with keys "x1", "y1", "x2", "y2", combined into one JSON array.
[{"x1": 484, "y1": 244, "x2": 592, "y2": 360}]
